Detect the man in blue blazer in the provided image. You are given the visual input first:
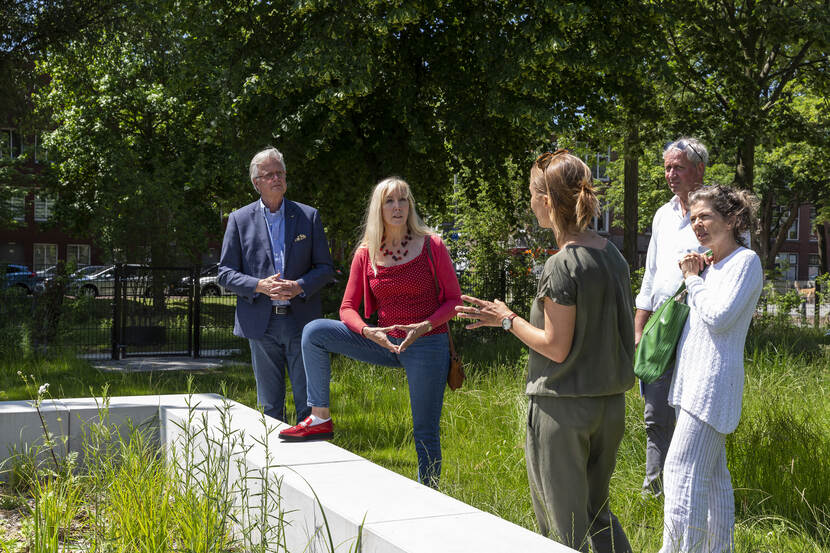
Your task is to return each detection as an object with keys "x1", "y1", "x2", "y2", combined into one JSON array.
[{"x1": 219, "y1": 147, "x2": 334, "y2": 424}]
